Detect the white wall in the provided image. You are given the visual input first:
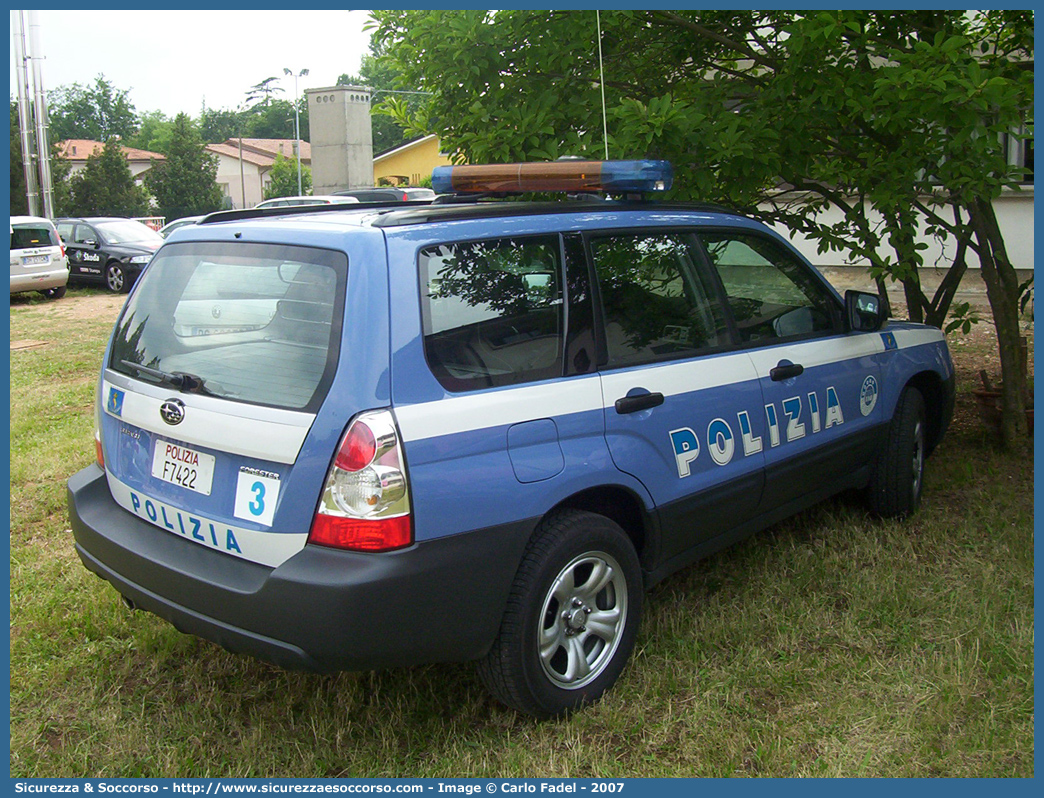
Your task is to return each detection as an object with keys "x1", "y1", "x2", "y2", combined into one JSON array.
[
  {"x1": 767, "y1": 187, "x2": 1034, "y2": 272},
  {"x1": 212, "y1": 152, "x2": 267, "y2": 209}
]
